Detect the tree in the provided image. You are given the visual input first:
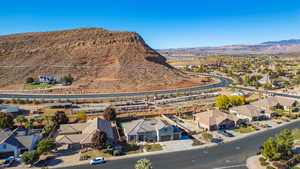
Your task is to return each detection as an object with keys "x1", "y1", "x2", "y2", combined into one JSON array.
[
  {"x1": 77, "y1": 111, "x2": 87, "y2": 122},
  {"x1": 62, "y1": 74, "x2": 74, "y2": 84},
  {"x1": 42, "y1": 124, "x2": 55, "y2": 136},
  {"x1": 54, "y1": 111, "x2": 69, "y2": 125},
  {"x1": 262, "y1": 129, "x2": 294, "y2": 161},
  {"x1": 91, "y1": 130, "x2": 107, "y2": 149},
  {"x1": 25, "y1": 119, "x2": 35, "y2": 129},
  {"x1": 264, "y1": 82, "x2": 273, "y2": 90},
  {"x1": 202, "y1": 132, "x2": 213, "y2": 141},
  {"x1": 287, "y1": 106, "x2": 292, "y2": 116},
  {"x1": 16, "y1": 115, "x2": 27, "y2": 126},
  {"x1": 243, "y1": 75, "x2": 251, "y2": 86},
  {"x1": 229, "y1": 96, "x2": 246, "y2": 106},
  {"x1": 262, "y1": 137, "x2": 281, "y2": 161},
  {"x1": 25, "y1": 77, "x2": 34, "y2": 84},
  {"x1": 35, "y1": 117, "x2": 44, "y2": 126},
  {"x1": 21, "y1": 150, "x2": 39, "y2": 166},
  {"x1": 43, "y1": 115, "x2": 55, "y2": 125},
  {"x1": 175, "y1": 106, "x2": 183, "y2": 117},
  {"x1": 103, "y1": 107, "x2": 117, "y2": 121},
  {"x1": 0, "y1": 112, "x2": 14, "y2": 129},
  {"x1": 216, "y1": 95, "x2": 230, "y2": 110},
  {"x1": 135, "y1": 158, "x2": 153, "y2": 169},
  {"x1": 192, "y1": 104, "x2": 198, "y2": 114},
  {"x1": 37, "y1": 138, "x2": 56, "y2": 154},
  {"x1": 276, "y1": 129, "x2": 294, "y2": 160}
]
